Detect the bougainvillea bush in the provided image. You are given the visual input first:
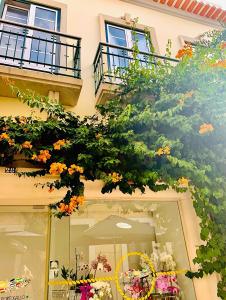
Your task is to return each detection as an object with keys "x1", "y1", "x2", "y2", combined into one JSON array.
[{"x1": 0, "y1": 29, "x2": 226, "y2": 297}]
